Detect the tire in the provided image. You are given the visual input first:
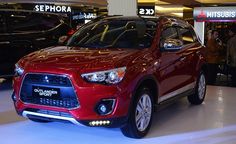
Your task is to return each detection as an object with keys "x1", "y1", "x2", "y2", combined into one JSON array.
[
  {"x1": 188, "y1": 71, "x2": 206, "y2": 105},
  {"x1": 121, "y1": 87, "x2": 154, "y2": 138},
  {"x1": 29, "y1": 118, "x2": 51, "y2": 123}
]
